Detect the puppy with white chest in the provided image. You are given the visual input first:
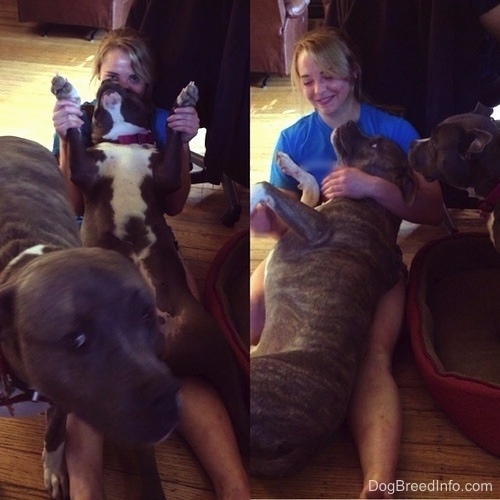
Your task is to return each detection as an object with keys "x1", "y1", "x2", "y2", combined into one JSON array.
[
  {"x1": 250, "y1": 121, "x2": 416, "y2": 478},
  {"x1": 51, "y1": 76, "x2": 249, "y2": 453}
]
